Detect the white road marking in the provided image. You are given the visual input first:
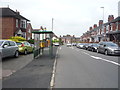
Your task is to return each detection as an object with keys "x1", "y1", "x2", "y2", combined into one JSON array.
[
  {"x1": 83, "y1": 52, "x2": 90, "y2": 56},
  {"x1": 60, "y1": 47, "x2": 61, "y2": 50},
  {"x1": 50, "y1": 47, "x2": 59, "y2": 88},
  {"x1": 83, "y1": 52, "x2": 120, "y2": 66},
  {"x1": 75, "y1": 48, "x2": 79, "y2": 51},
  {"x1": 72, "y1": 47, "x2": 74, "y2": 49}
]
